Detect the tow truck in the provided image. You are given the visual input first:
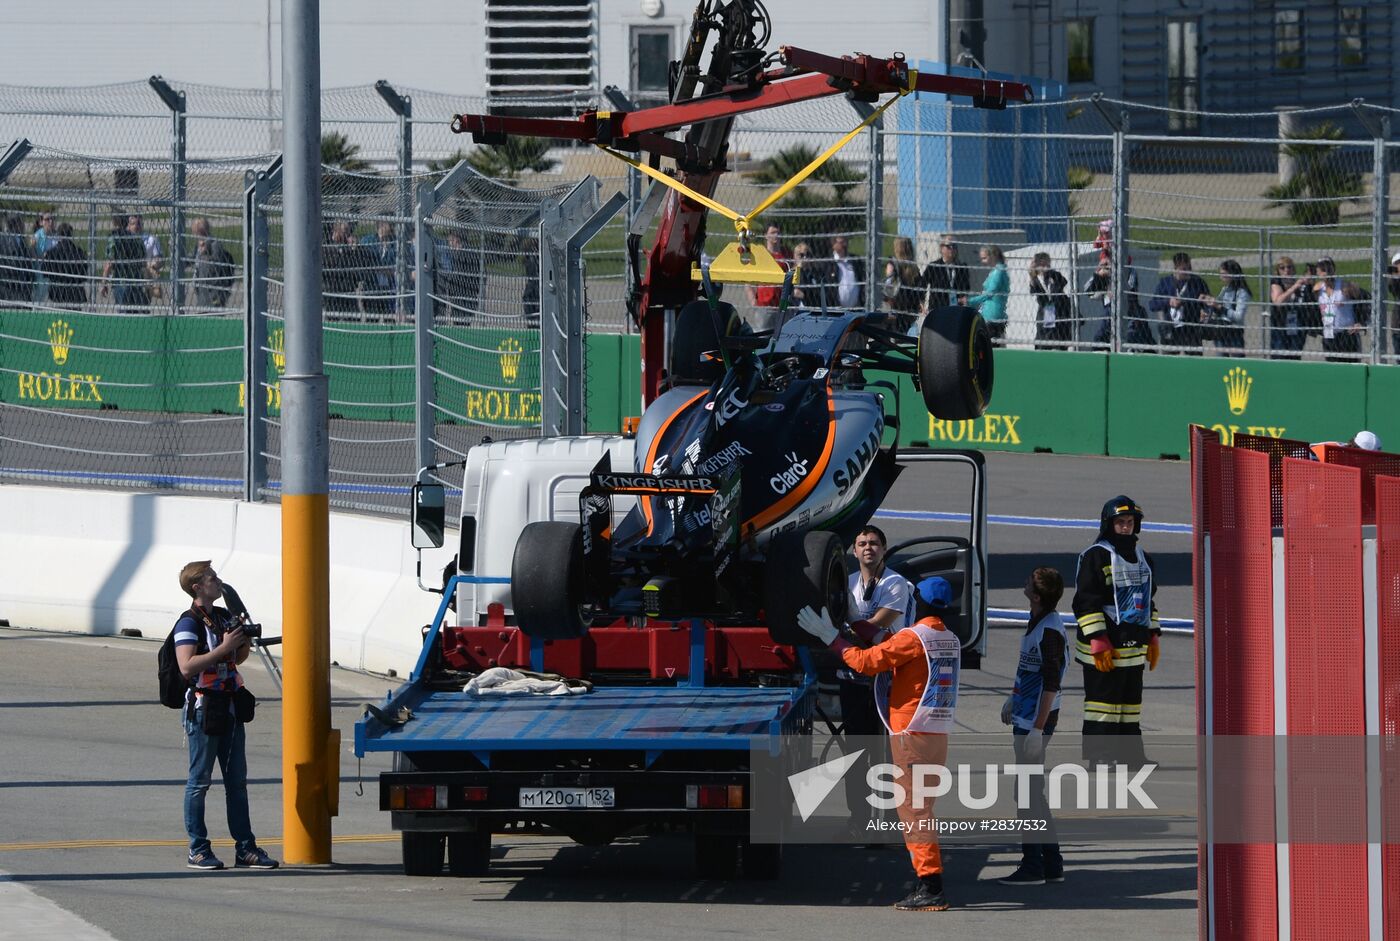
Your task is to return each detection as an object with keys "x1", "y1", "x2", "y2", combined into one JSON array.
[{"x1": 354, "y1": 0, "x2": 1025, "y2": 878}]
